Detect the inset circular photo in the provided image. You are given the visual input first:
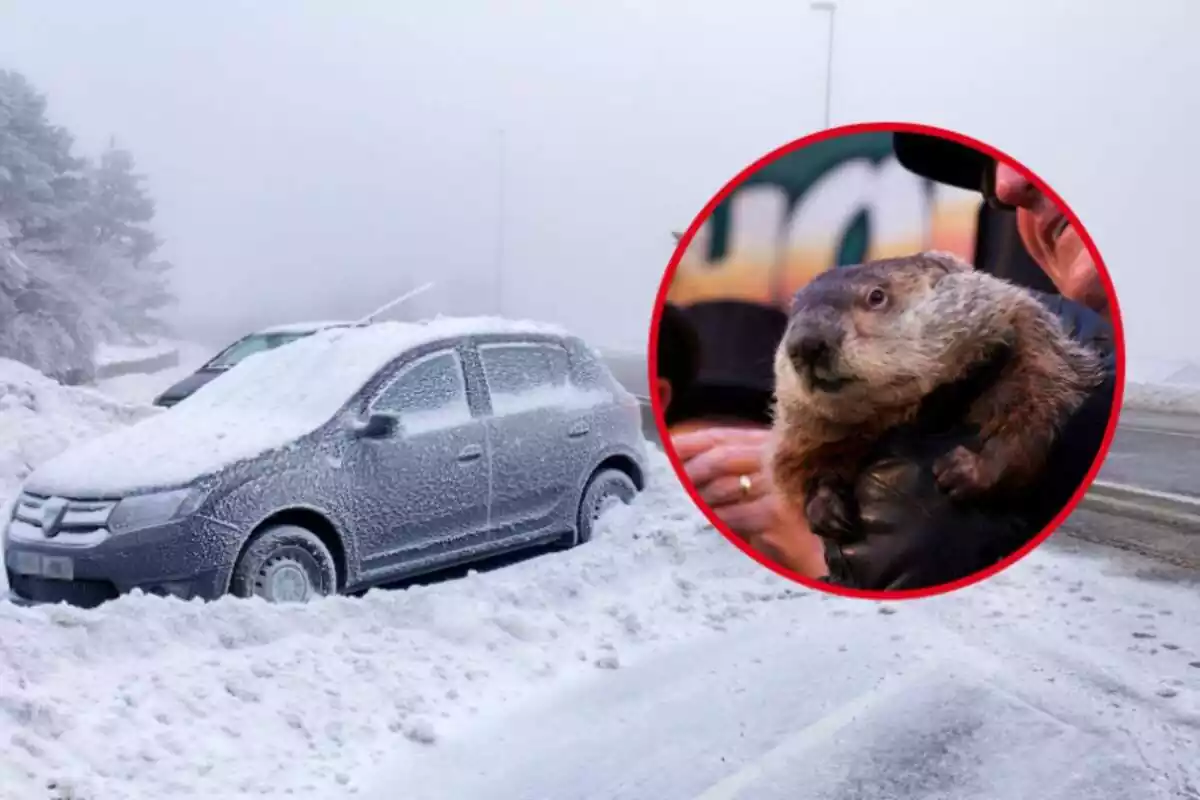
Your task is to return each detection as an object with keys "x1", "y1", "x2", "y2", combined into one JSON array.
[{"x1": 650, "y1": 122, "x2": 1125, "y2": 599}]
